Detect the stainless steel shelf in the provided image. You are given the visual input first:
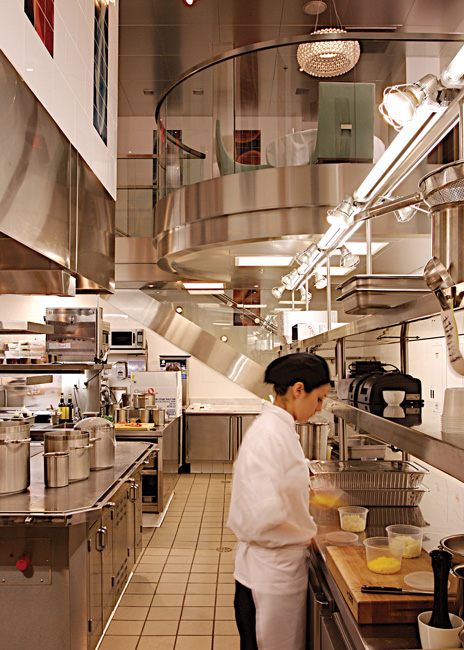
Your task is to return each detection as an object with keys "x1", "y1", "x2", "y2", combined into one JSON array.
[
  {"x1": 325, "y1": 397, "x2": 464, "y2": 484},
  {"x1": 0, "y1": 321, "x2": 53, "y2": 334},
  {"x1": 0, "y1": 363, "x2": 104, "y2": 374},
  {"x1": 290, "y1": 292, "x2": 441, "y2": 350}
]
